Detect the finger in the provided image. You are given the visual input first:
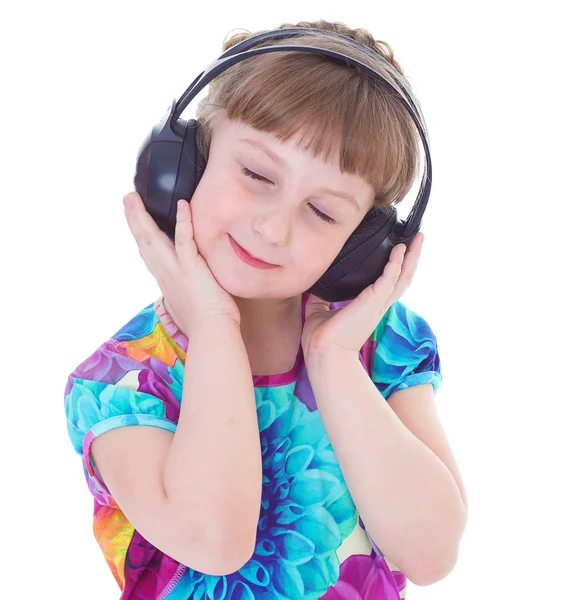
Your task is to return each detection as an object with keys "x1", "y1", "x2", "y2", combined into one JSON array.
[
  {"x1": 389, "y1": 233, "x2": 425, "y2": 300},
  {"x1": 124, "y1": 191, "x2": 177, "y2": 275},
  {"x1": 304, "y1": 293, "x2": 332, "y2": 319},
  {"x1": 124, "y1": 192, "x2": 174, "y2": 251},
  {"x1": 398, "y1": 233, "x2": 423, "y2": 285},
  {"x1": 367, "y1": 243, "x2": 406, "y2": 307},
  {"x1": 174, "y1": 199, "x2": 198, "y2": 266}
]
